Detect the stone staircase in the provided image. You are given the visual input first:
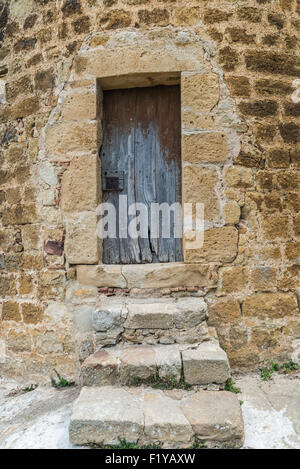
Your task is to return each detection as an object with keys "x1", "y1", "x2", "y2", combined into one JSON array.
[{"x1": 69, "y1": 296, "x2": 244, "y2": 448}]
